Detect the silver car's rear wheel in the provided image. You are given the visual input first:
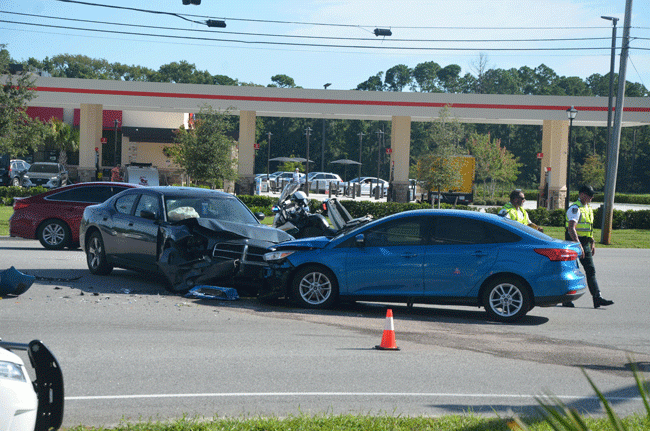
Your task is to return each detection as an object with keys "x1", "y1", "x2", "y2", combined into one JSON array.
[
  {"x1": 291, "y1": 266, "x2": 338, "y2": 309},
  {"x1": 86, "y1": 232, "x2": 113, "y2": 275},
  {"x1": 483, "y1": 277, "x2": 531, "y2": 323}
]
